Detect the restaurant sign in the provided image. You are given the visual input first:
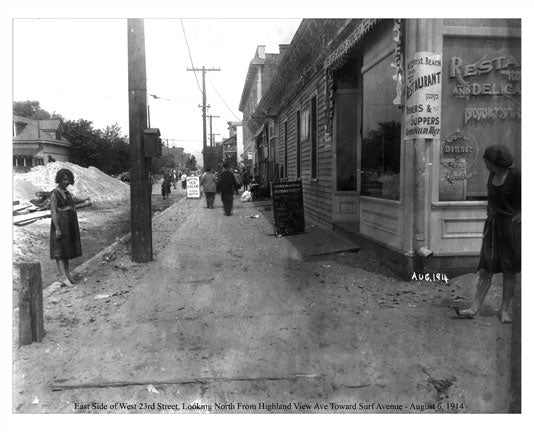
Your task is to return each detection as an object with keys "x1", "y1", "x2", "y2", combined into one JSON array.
[{"x1": 404, "y1": 52, "x2": 442, "y2": 140}]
